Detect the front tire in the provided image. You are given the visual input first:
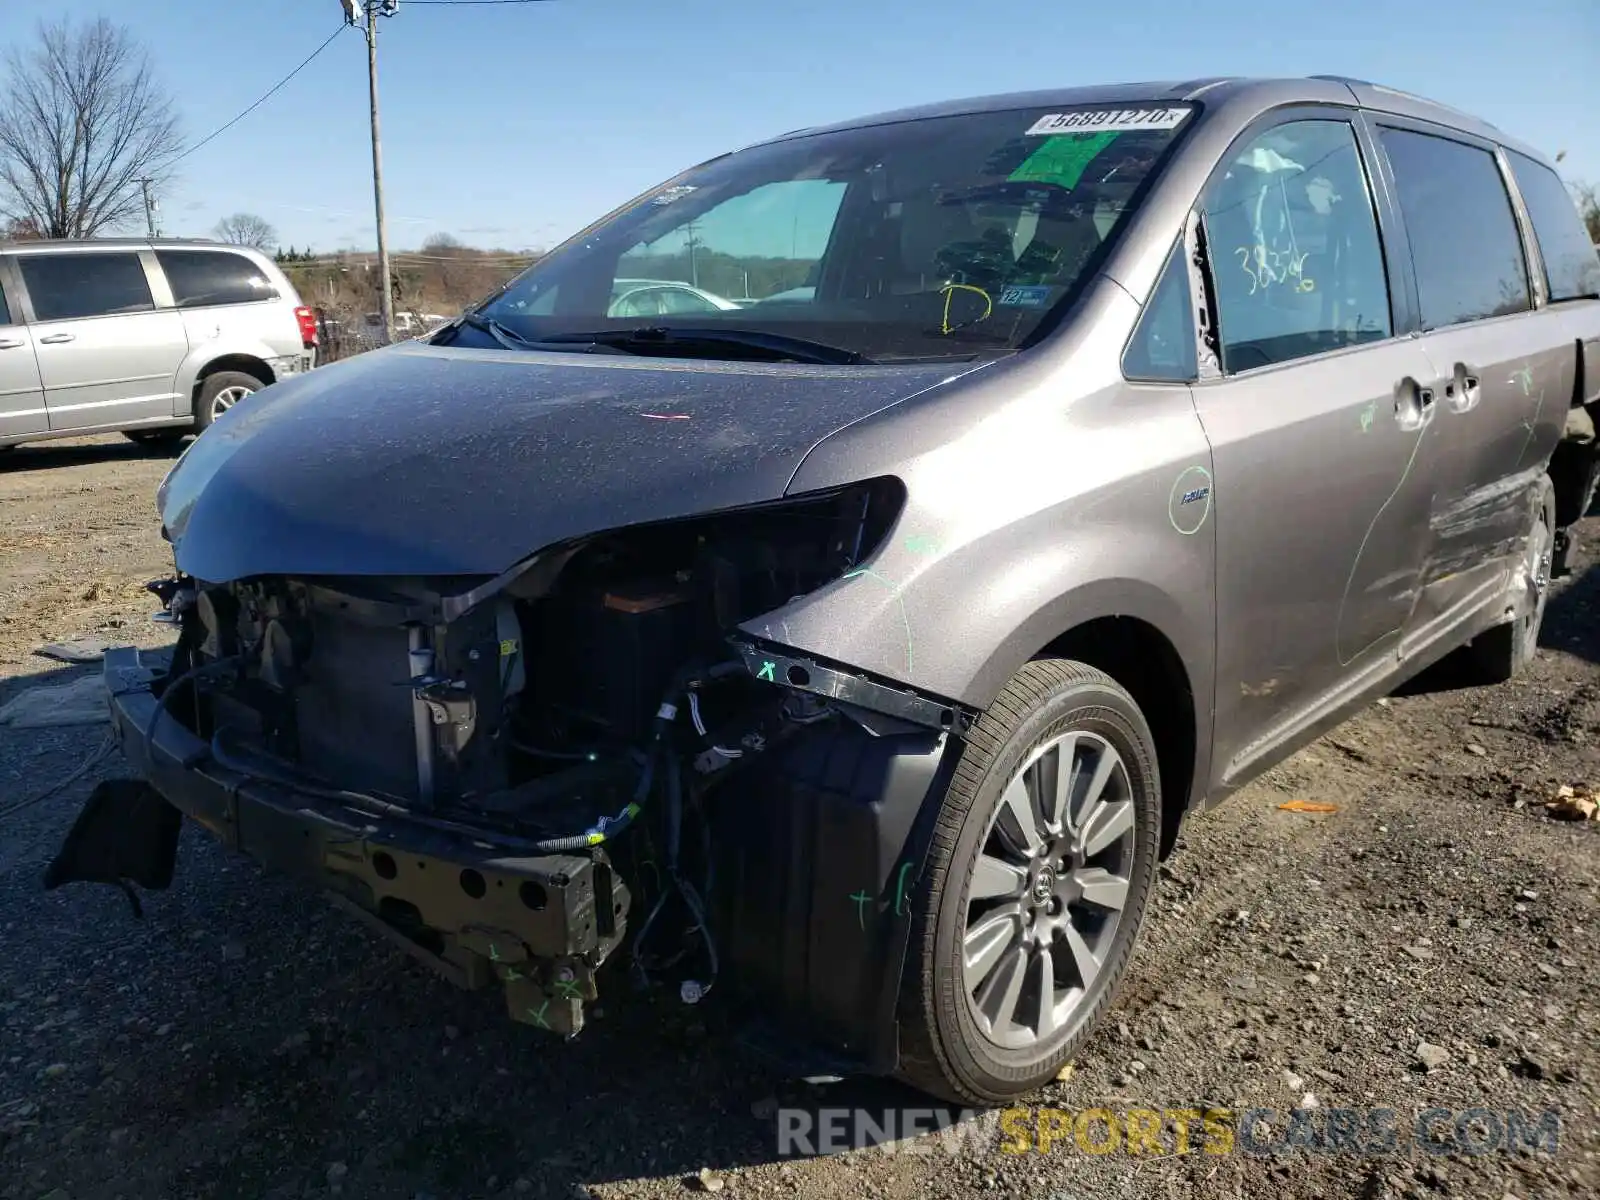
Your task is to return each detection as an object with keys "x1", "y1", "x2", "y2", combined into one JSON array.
[
  {"x1": 192, "y1": 370, "x2": 263, "y2": 434},
  {"x1": 895, "y1": 659, "x2": 1162, "y2": 1105}
]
